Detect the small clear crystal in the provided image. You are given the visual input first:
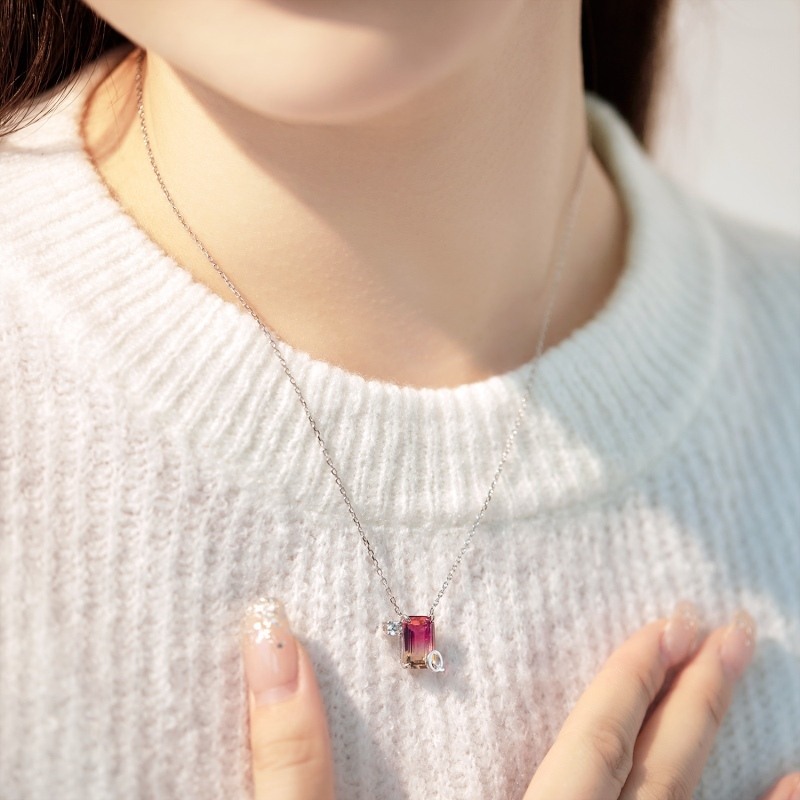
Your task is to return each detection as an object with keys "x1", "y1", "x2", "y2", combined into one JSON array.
[{"x1": 383, "y1": 620, "x2": 402, "y2": 636}]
